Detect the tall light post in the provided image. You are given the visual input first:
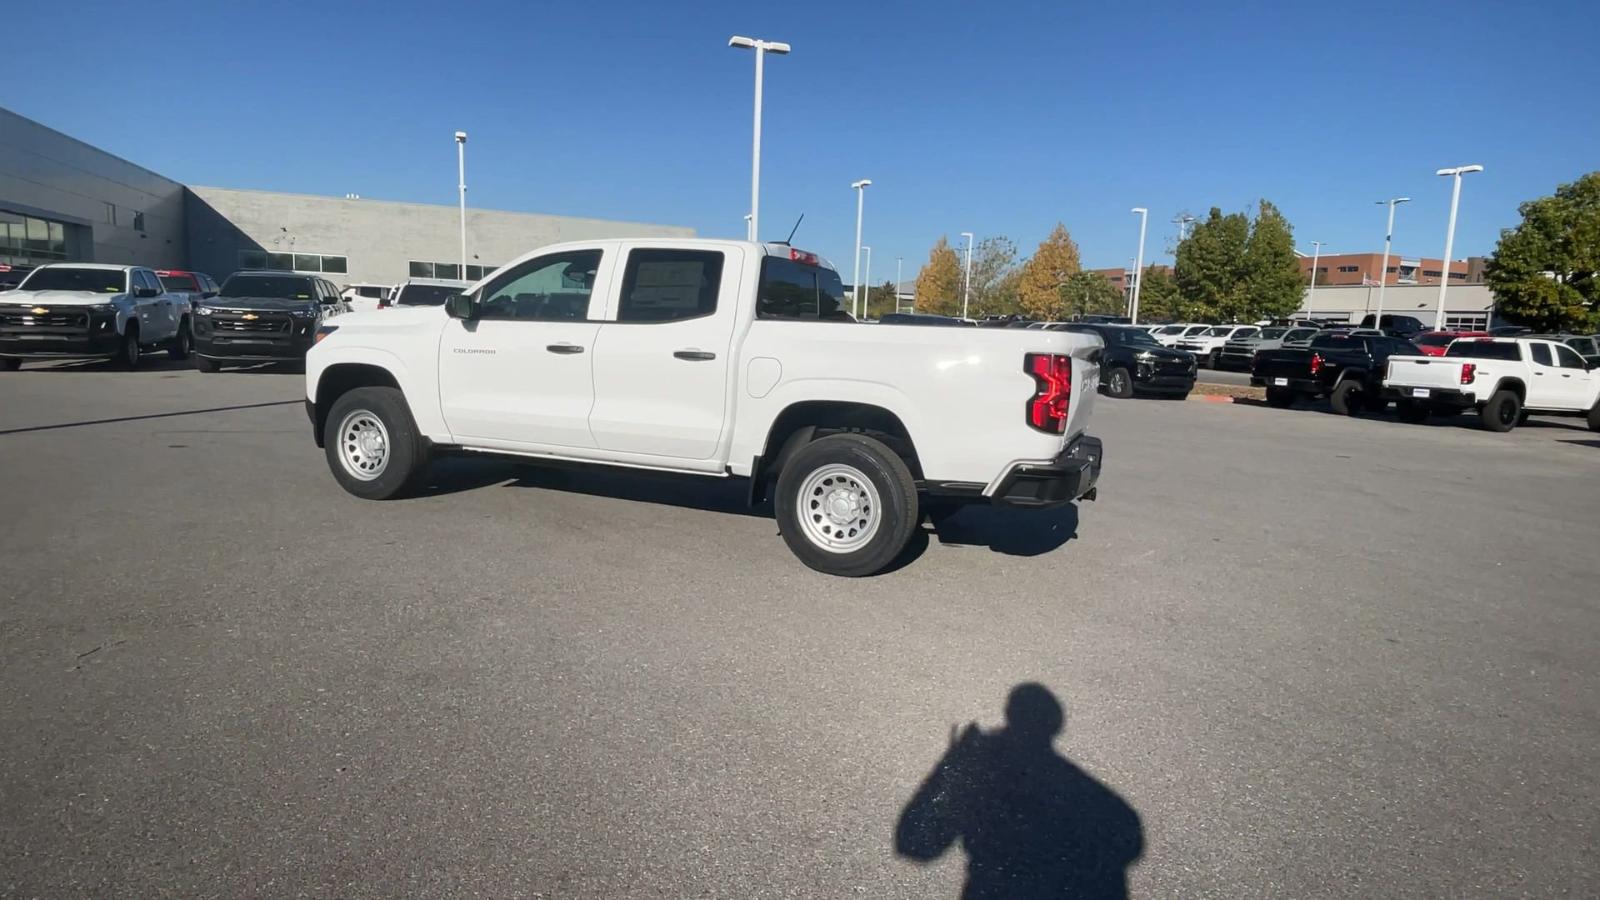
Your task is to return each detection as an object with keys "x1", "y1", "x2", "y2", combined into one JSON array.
[
  {"x1": 728, "y1": 35, "x2": 791, "y2": 241},
  {"x1": 895, "y1": 256, "x2": 903, "y2": 313},
  {"x1": 960, "y1": 231, "x2": 974, "y2": 319},
  {"x1": 1373, "y1": 197, "x2": 1411, "y2": 328},
  {"x1": 1172, "y1": 213, "x2": 1196, "y2": 243},
  {"x1": 1433, "y1": 165, "x2": 1484, "y2": 330},
  {"x1": 455, "y1": 131, "x2": 468, "y2": 277},
  {"x1": 861, "y1": 246, "x2": 872, "y2": 319},
  {"x1": 850, "y1": 179, "x2": 871, "y2": 317},
  {"x1": 1306, "y1": 240, "x2": 1324, "y2": 318},
  {"x1": 1129, "y1": 207, "x2": 1148, "y2": 324}
]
